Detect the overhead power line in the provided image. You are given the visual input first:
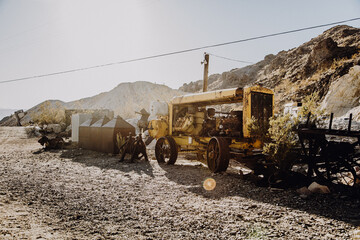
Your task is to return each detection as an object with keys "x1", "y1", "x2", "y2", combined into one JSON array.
[
  {"x1": 207, "y1": 53, "x2": 254, "y2": 64},
  {"x1": 1, "y1": 17, "x2": 360, "y2": 85}
]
